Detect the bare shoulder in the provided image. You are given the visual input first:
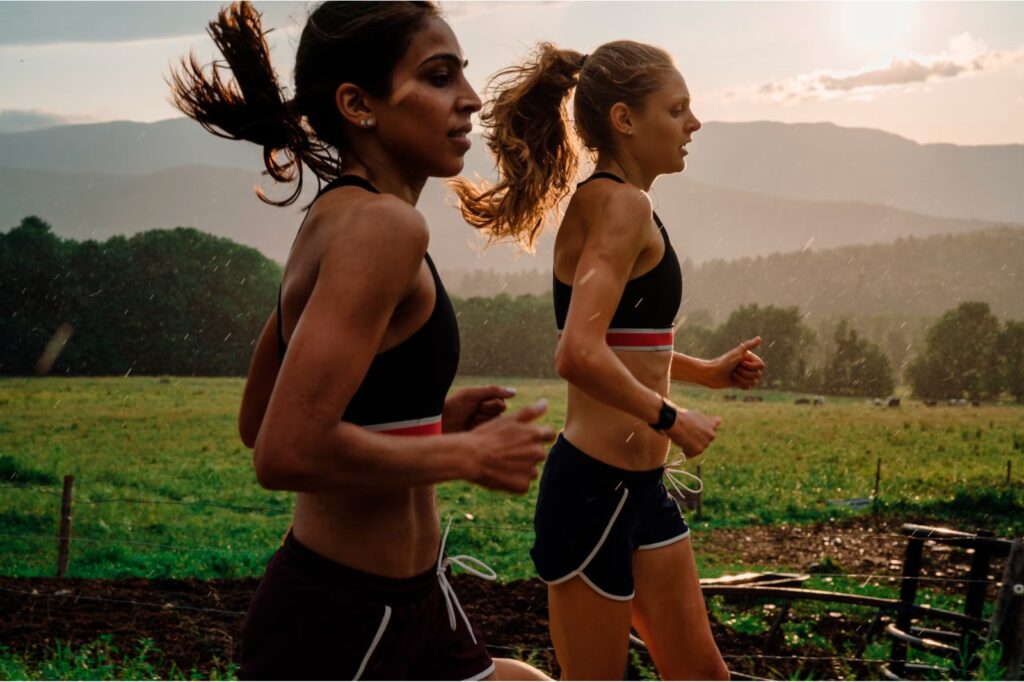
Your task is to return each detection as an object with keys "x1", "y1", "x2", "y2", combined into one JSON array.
[
  {"x1": 574, "y1": 178, "x2": 652, "y2": 240},
  {"x1": 311, "y1": 189, "x2": 429, "y2": 260}
]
